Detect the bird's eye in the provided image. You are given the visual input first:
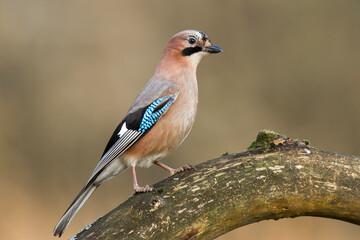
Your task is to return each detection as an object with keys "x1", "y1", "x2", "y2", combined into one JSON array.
[{"x1": 188, "y1": 37, "x2": 196, "y2": 45}]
